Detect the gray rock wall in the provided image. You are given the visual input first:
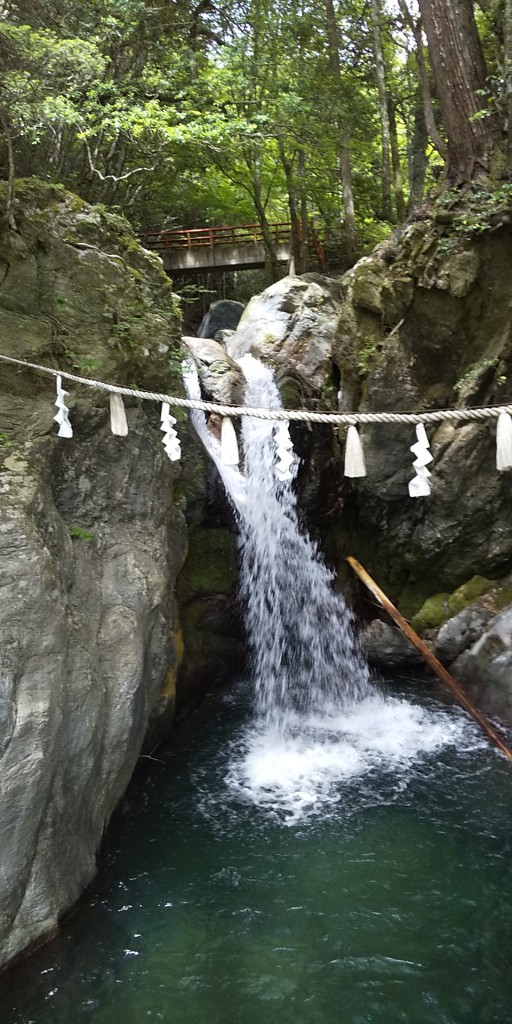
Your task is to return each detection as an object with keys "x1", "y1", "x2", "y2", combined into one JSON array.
[
  {"x1": 0, "y1": 181, "x2": 188, "y2": 968},
  {"x1": 0, "y1": 416, "x2": 186, "y2": 967}
]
